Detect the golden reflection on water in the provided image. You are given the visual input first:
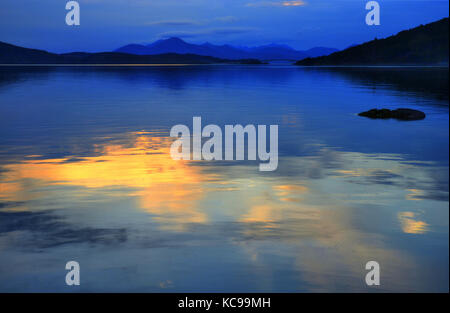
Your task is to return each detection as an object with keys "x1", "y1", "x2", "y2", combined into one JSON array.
[
  {"x1": 0, "y1": 131, "x2": 434, "y2": 237},
  {"x1": 0, "y1": 132, "x2": 213, "y2": 227},
  {"x1": 406, "y1": 189, "x2": 426, "y2": 201},
  {"x1": 0, "y1": 130, "x2": 442, "y2": 291},
  {"x1": 0, "y1": 131, "x2": 324, "y2": 233},
  {"x1": 398, "y1": 212, "x2": 429, "y2": 234}
]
